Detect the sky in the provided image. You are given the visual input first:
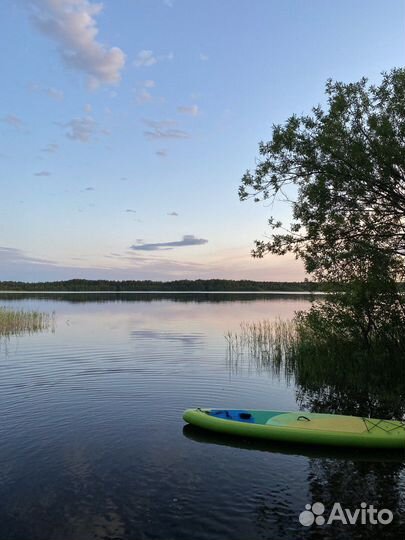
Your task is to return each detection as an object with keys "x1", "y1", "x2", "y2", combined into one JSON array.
[{"x1": 0, "y1": 0, "x2": 404, "y2": 282}]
